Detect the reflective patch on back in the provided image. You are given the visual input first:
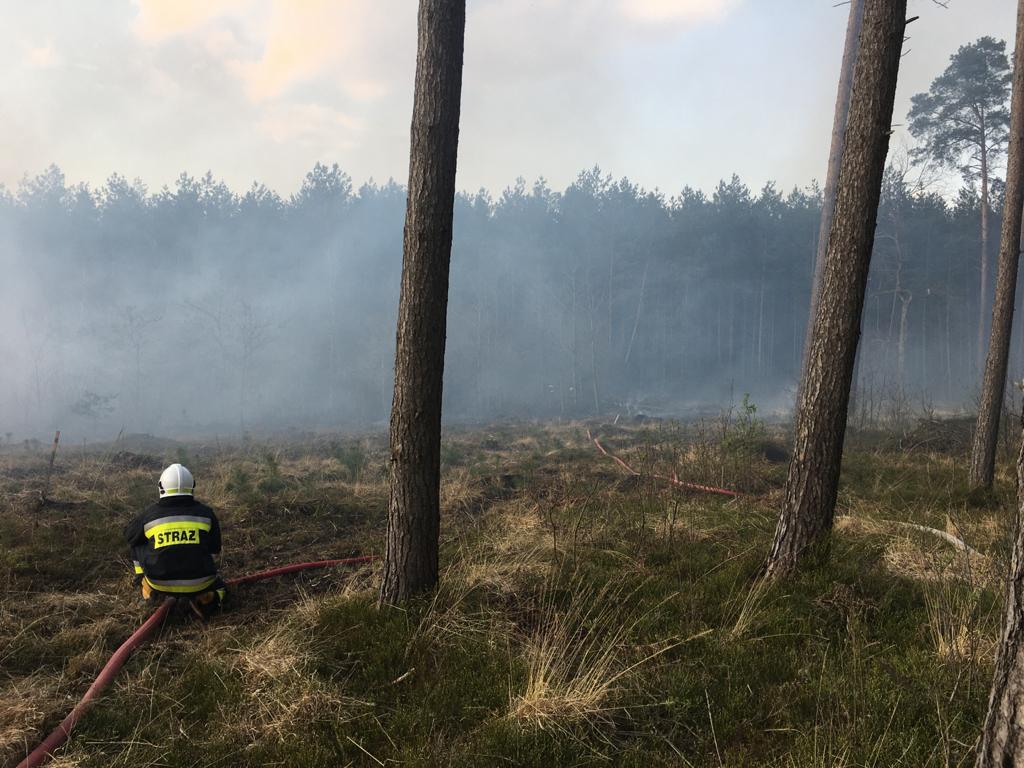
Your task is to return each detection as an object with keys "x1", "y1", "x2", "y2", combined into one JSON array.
[{"x1": 145, "y1": 516, "x2": 211, "y2": 549}]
